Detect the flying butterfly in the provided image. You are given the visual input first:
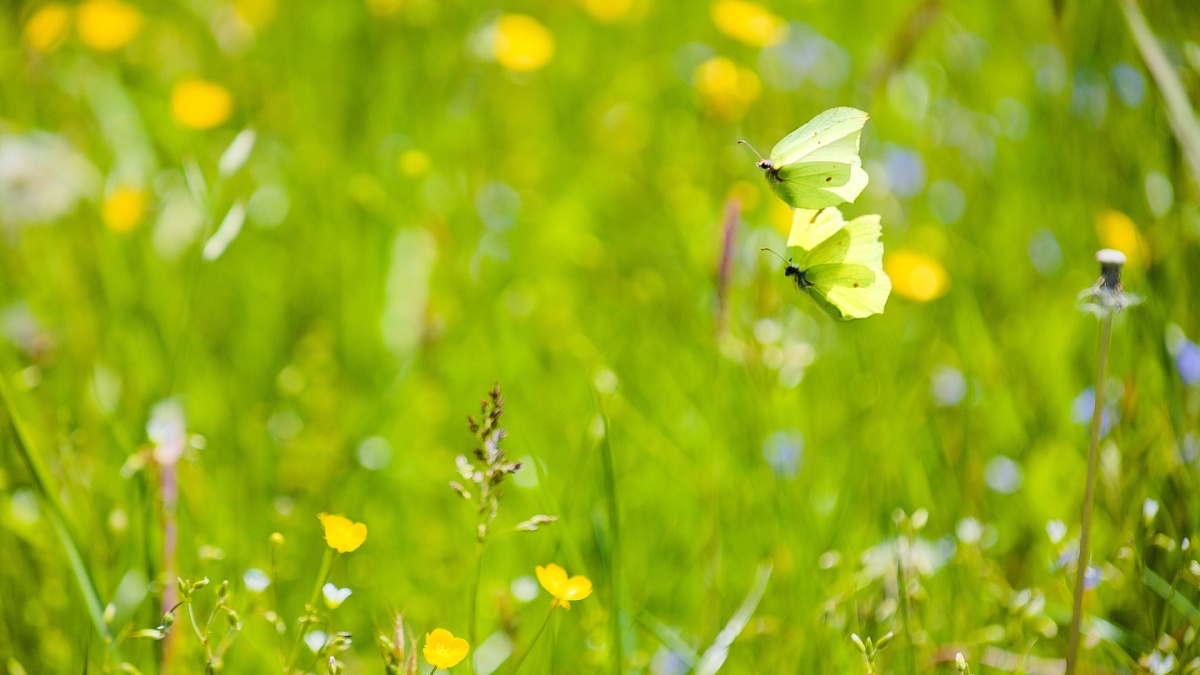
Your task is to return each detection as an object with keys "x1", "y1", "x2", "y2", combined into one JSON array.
[
  {"x1": 740, "y1": 107, "x2": 870, "y2": 210},
  {"x1": 766, "y1": 206, "x2": 891, "y2": 320}
]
